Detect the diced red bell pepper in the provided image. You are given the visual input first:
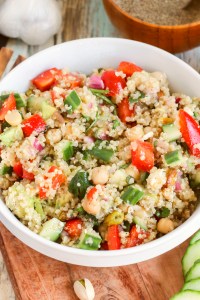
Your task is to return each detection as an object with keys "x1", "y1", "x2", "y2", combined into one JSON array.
[
  {"x1": 22, "y1": 169, "x2": 35, "y2": 181},
  {"x1": 117, "y1": 98, "x2": 134, "y2": 123},
  {"x1": 13, "y1": 162, "x2": 23, "y2": 178},
  {"x1": 179, "y1": 109, "x2": 200, "y2": 157},
  {"x1": 32, "y1": 68, "x2": 58, "y2": 91},
  {"x1": 100, "y1": 241, "x2": 109, "y2": 250},
  {"x1": 39, "y1": 166, "x2": 66, "y2": 199},
  {"x1": 125, "y1": 225, "x2": 148, "y2": 248},
  {"x1": 64, "y1": 218, "x2": 83, "y2": 238},
  {"x1": 0, "y1": 94, "x2": 16, "y2": 121},
  {"x1": 118, "y1": 61, "x2": 142, "y2": 77},
  {"x1": 131, "y1": 140, "x2": 154, "y2": 172},
  {"x1": 107, "y1": 225, "x2": 121, "y2": 250},
  {"x1": 22, "y1": 114, "x2": 46, "y2": 137},
  {"x1": 101, "y1": 70, "x2": 126, "y2": 97},
  {"x1": 87, "y1": 187, "x2": 97, "y2": 200}
]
